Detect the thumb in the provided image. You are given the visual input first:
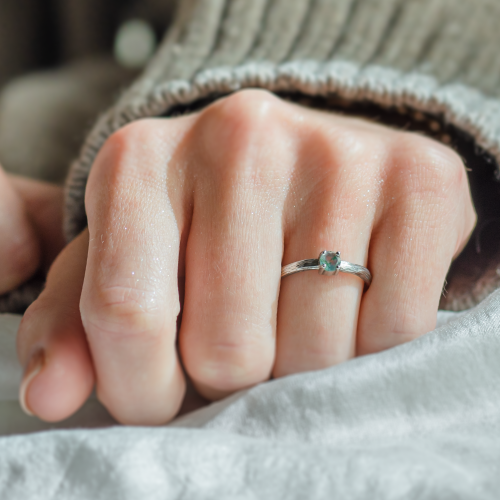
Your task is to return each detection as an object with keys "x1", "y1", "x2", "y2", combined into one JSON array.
[
  {"x1": 9, "y1": 174, "x2": 65, "y2": 270},
  {"x1": 0, "y1": 168, "x2": 41, "y2": 294},
  {"x1": 17, "y1": 229, "x2": 95, "y2": 422}
]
